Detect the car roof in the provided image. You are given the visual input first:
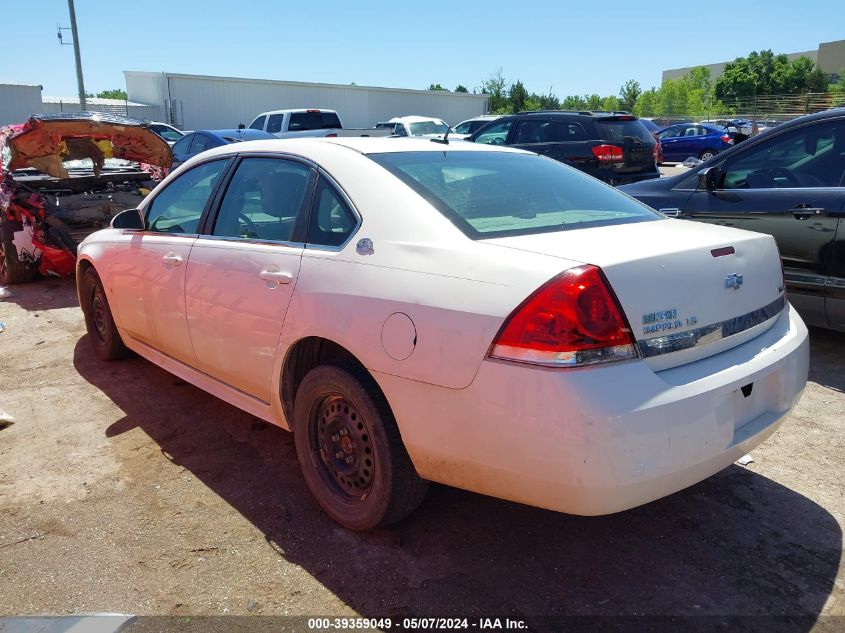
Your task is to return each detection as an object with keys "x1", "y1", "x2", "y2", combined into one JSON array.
[
  {"x1": 197, "y1": 129, "x2": 276, "y2": 141},
  {"x1": 388, "y1": 116, "x2": 447, "y2": 124},
  {"x1": 182, "y1": 137, "x2": 529, "y2": 165},
  {"x1": 254, "y1": 109, "x2": 338, "y2": 116}
]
